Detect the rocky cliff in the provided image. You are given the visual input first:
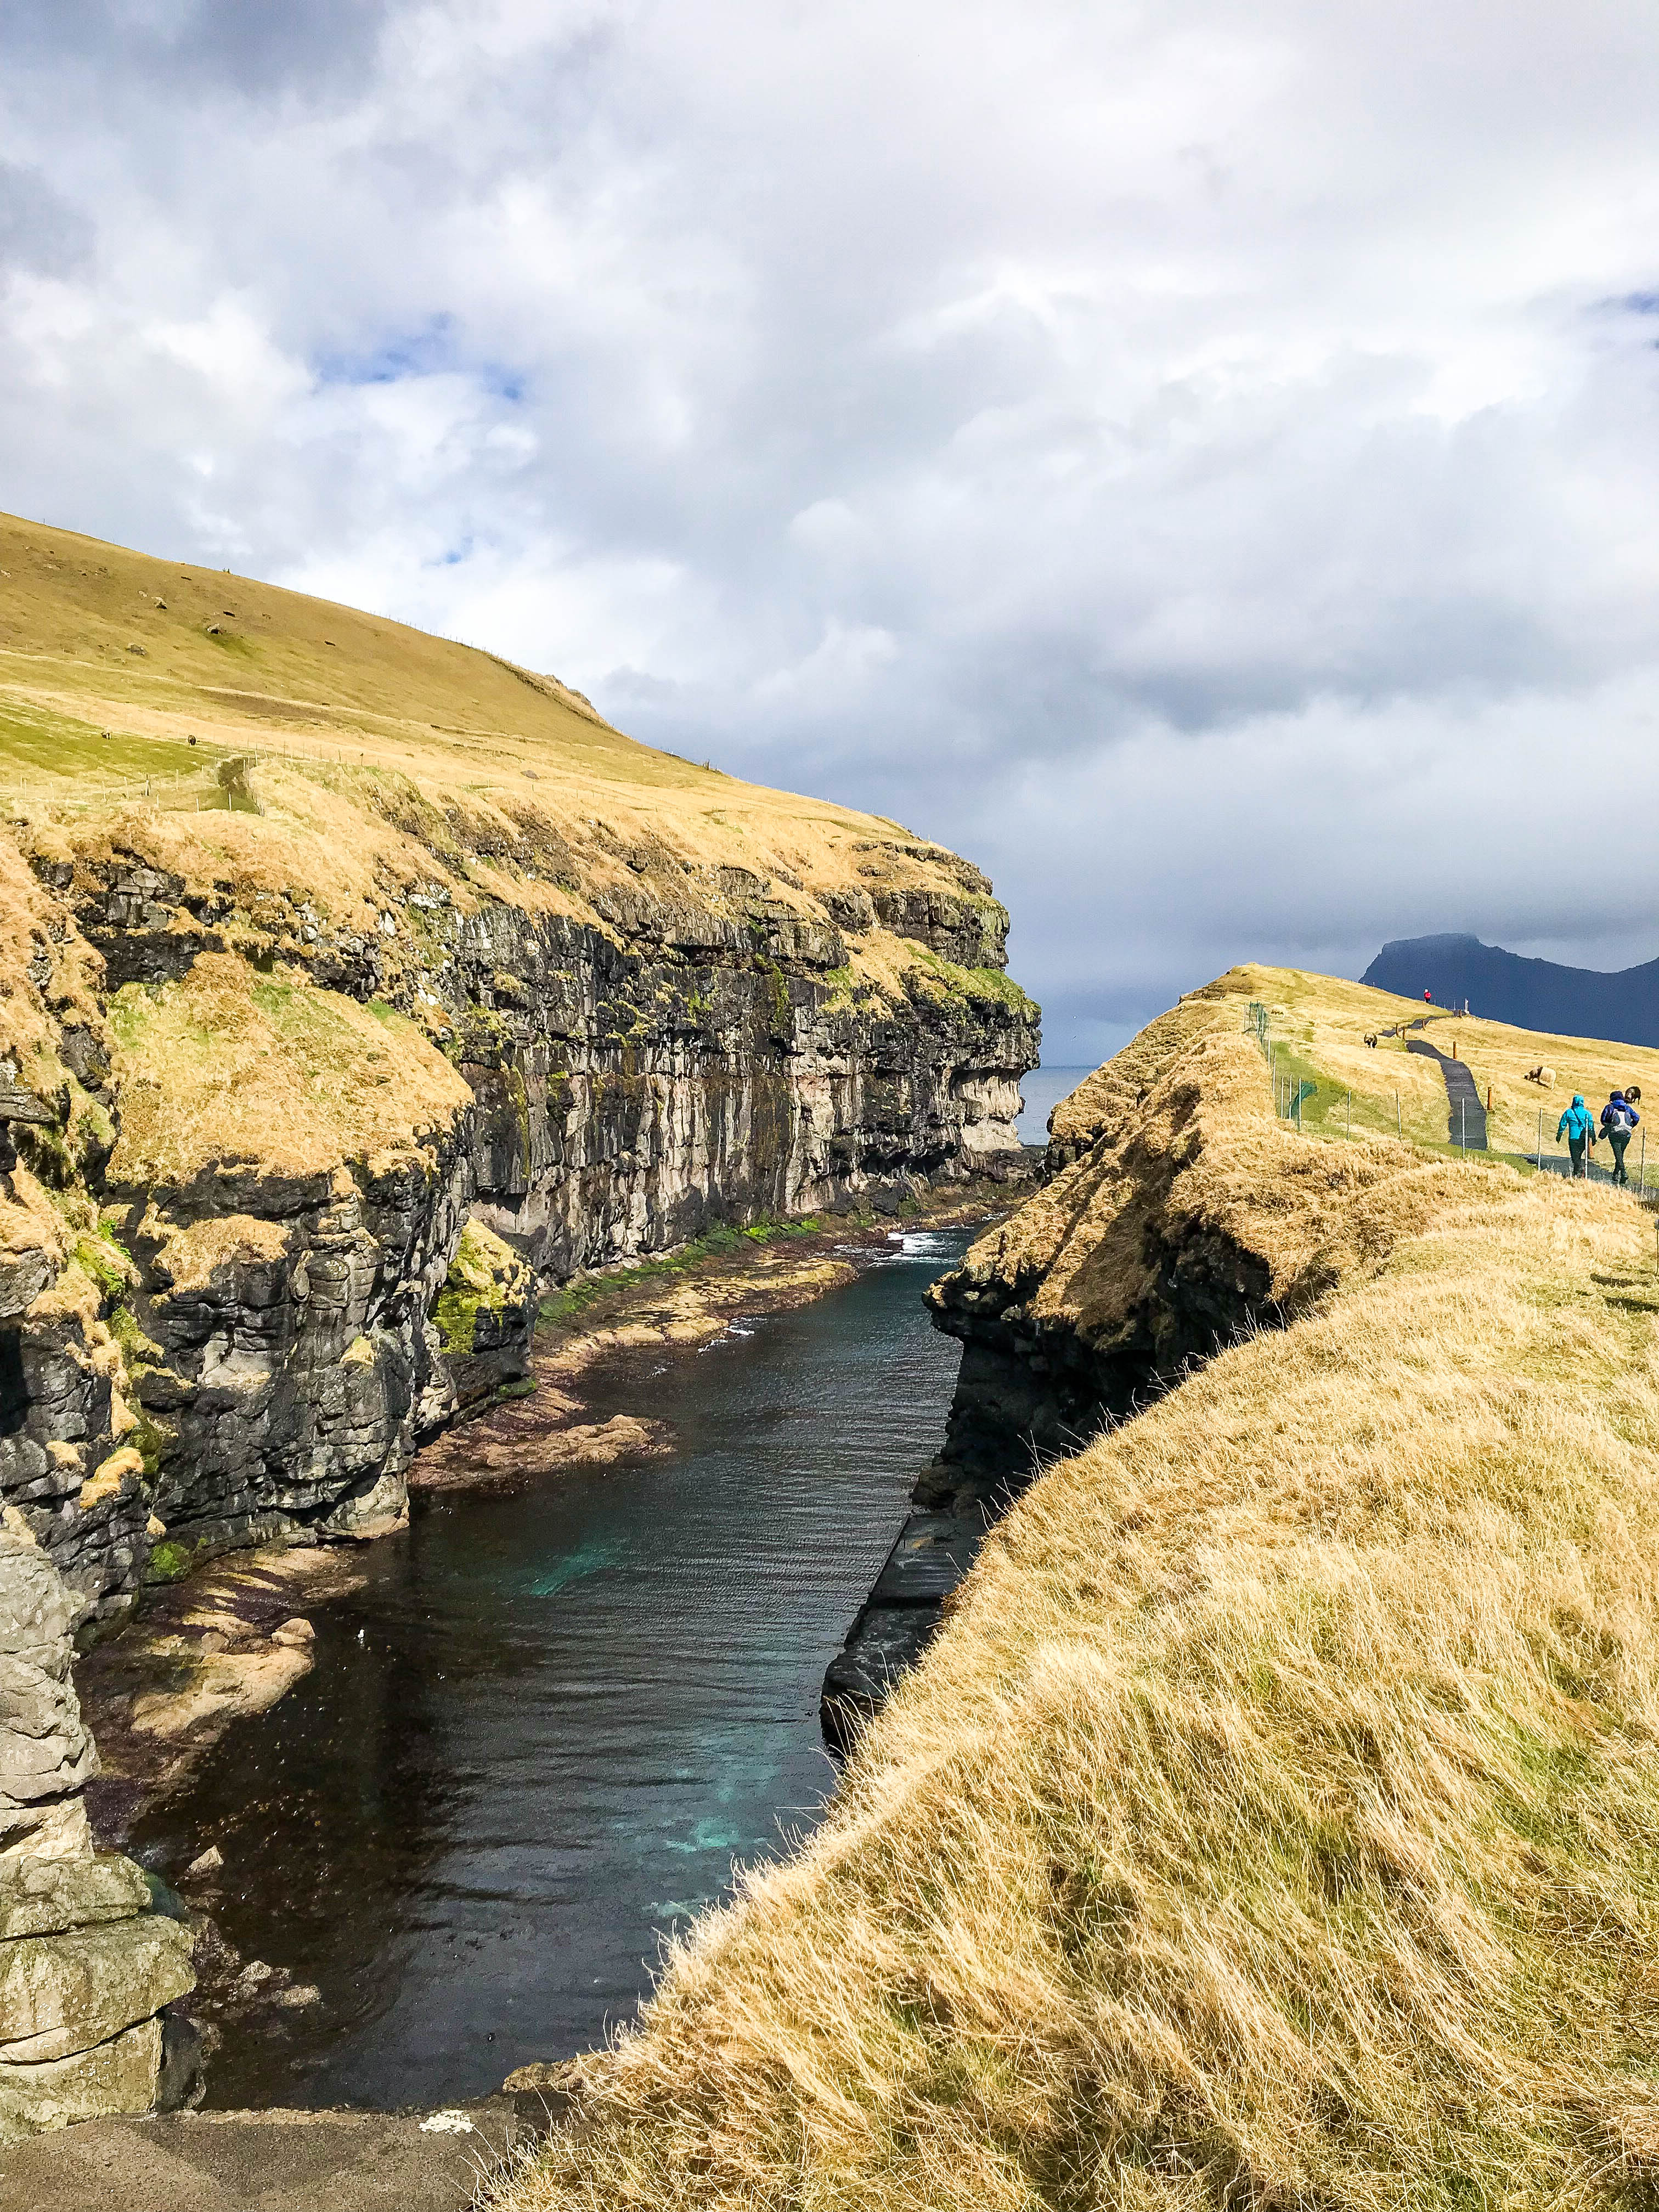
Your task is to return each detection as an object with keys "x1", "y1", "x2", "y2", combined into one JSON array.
[
  {"x1": 0, "y1": 510, "x2": 1037, "y2": 2132},
  {"x1": 823, "y1": 980, "x2": 1412, "y2": 1745},
  {"x1": 0, "y1": 509, "x2": 1037, "y2": 1633}
]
